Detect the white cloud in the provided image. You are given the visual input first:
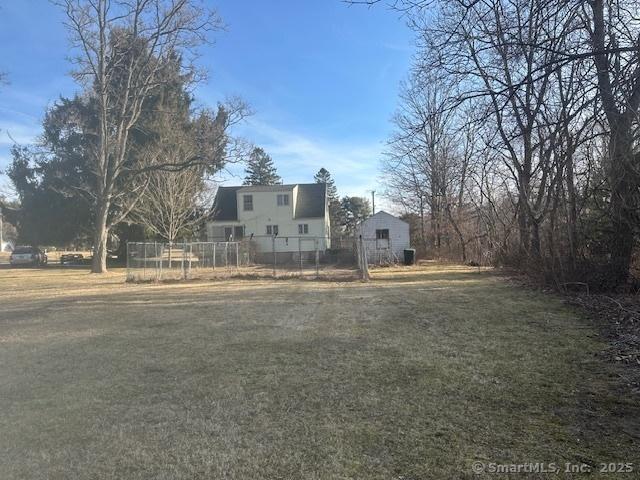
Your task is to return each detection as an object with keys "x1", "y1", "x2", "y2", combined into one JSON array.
[{"x1": 238, "y1": 119, "x2": 385, "y2": 199}]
